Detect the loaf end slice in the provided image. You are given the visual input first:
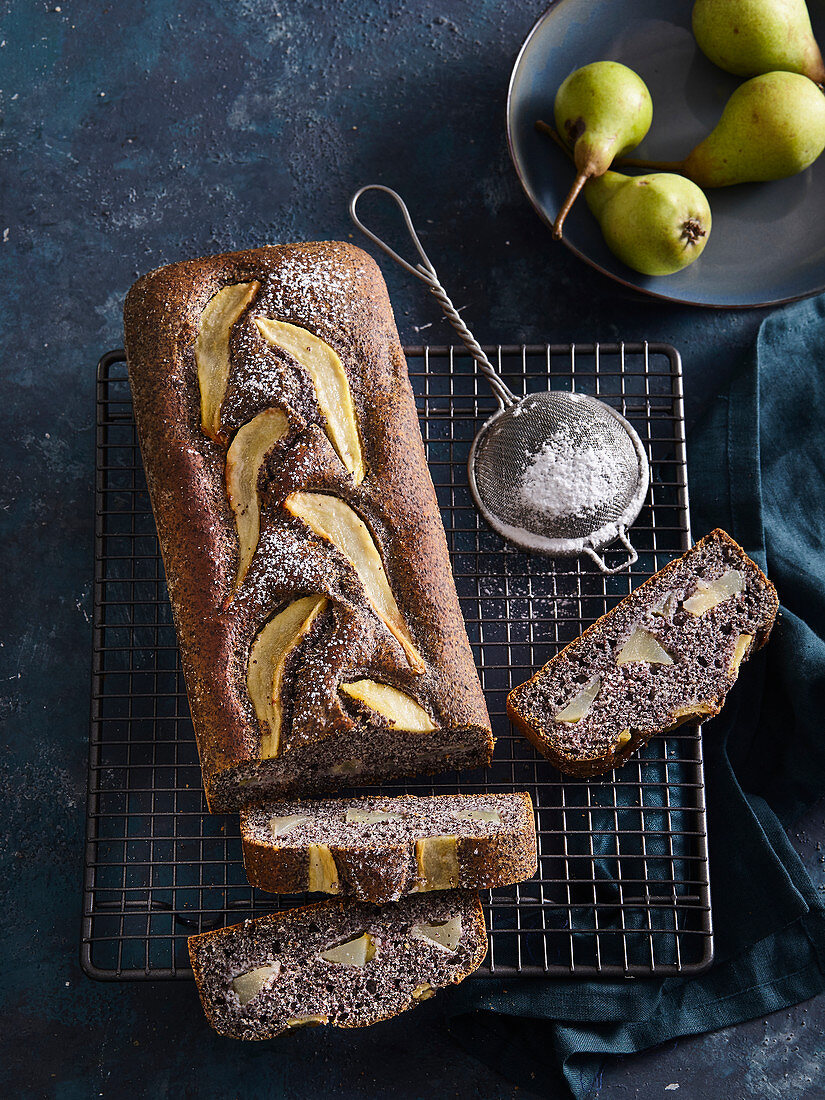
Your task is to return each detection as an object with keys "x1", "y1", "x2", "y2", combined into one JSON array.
[
  {"x1": 188, "y1": 891, "x2": 487, "y2": 1039},
  {"x1": 241, "y1": 792, "x2": 537, "y2": 902},
  {"x1": 507, "y1": 529, "x2": 778, "y2": 777}
]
